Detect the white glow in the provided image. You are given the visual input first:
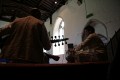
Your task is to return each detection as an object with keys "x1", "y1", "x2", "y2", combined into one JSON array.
[
  {"x1": 61, "y1": 21, "x2": 64, "y2": 28},
  {"x1": 55, "y1": 1, "x2": 57, "y2": 4},
  {"x1": 53, "y1": 17, "x2": 65, "y2": 55}
]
